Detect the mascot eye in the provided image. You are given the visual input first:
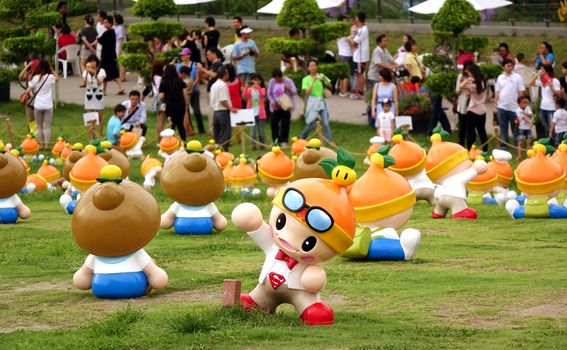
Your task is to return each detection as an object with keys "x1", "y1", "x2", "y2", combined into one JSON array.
[
  {"x1": 276, "y1": 213, "x2": 286, "y2": 230},
  {"x1": 301, "y1": 236, "x2": 317, "y2": 252}
]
